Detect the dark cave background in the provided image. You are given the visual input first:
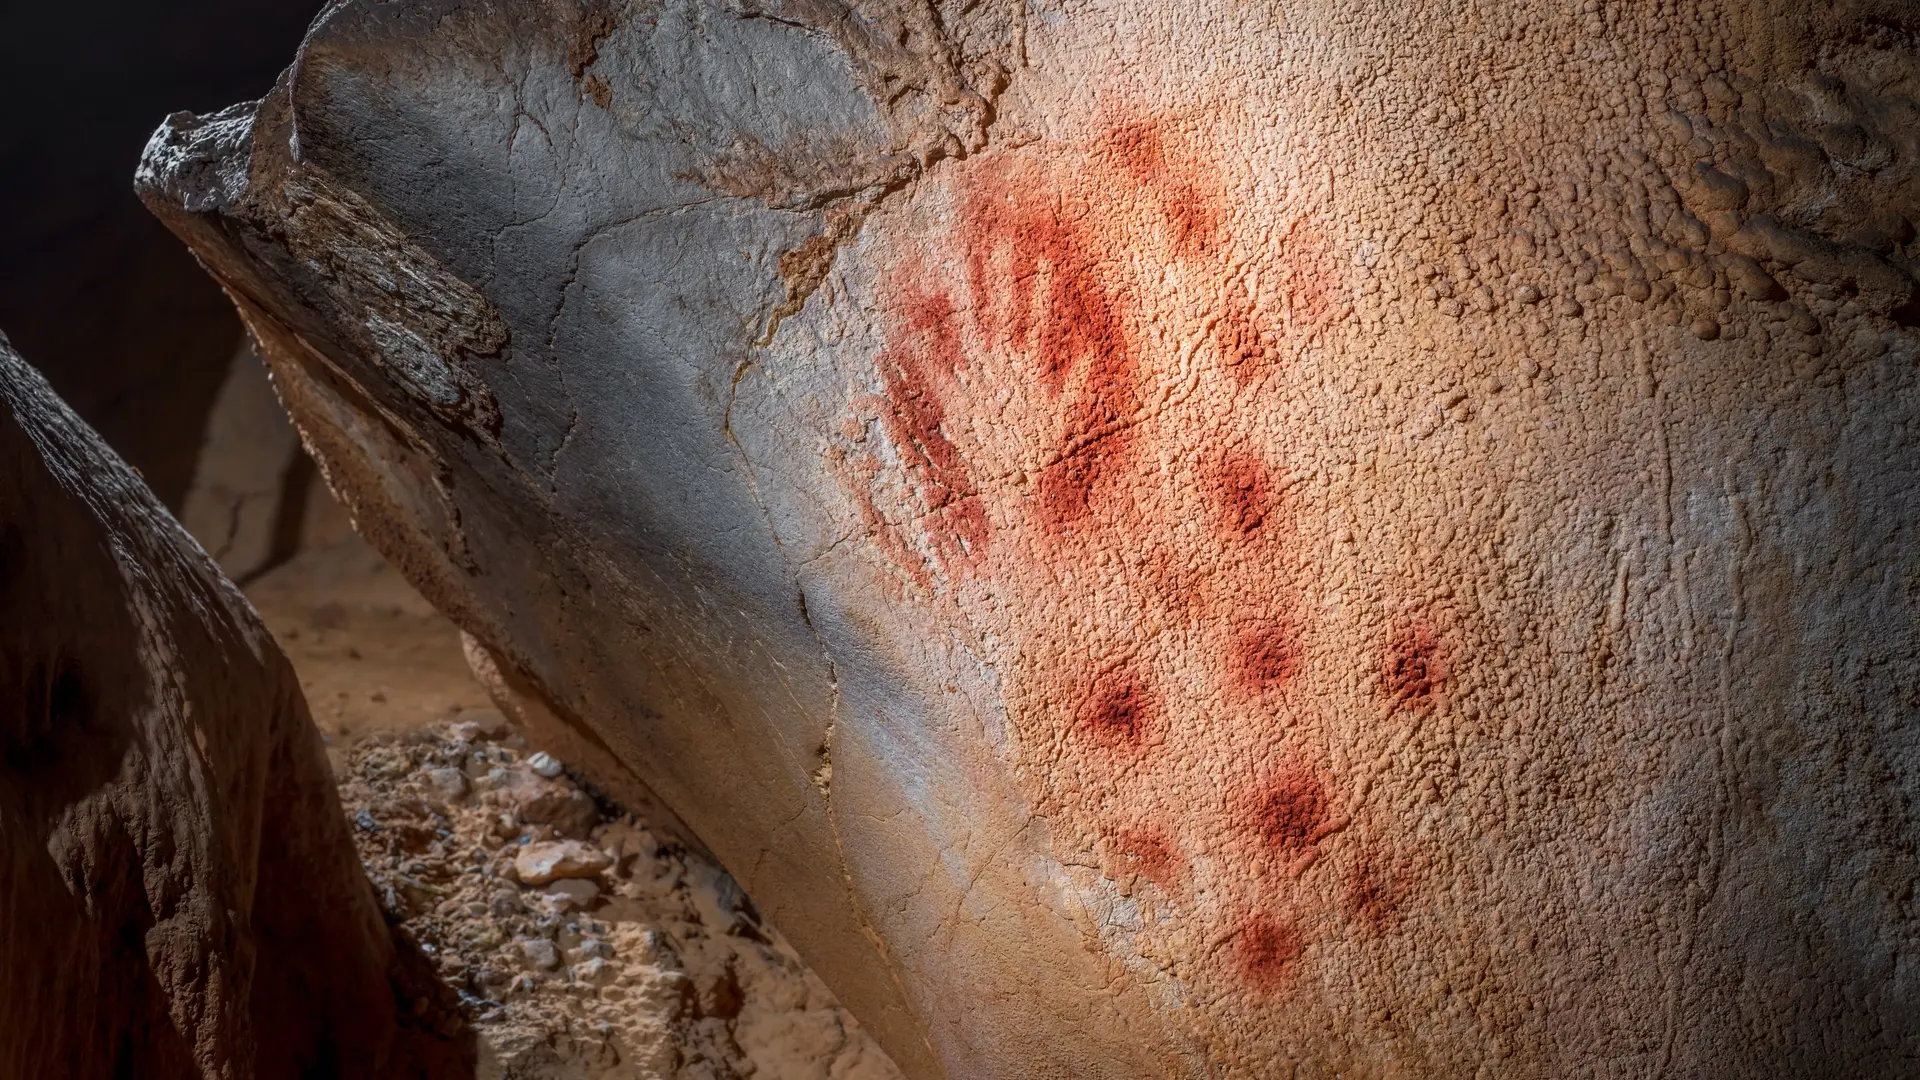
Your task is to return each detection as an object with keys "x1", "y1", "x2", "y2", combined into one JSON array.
[{"x1": 0, "y1": 0, "x2": 322, "y2": 509}]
